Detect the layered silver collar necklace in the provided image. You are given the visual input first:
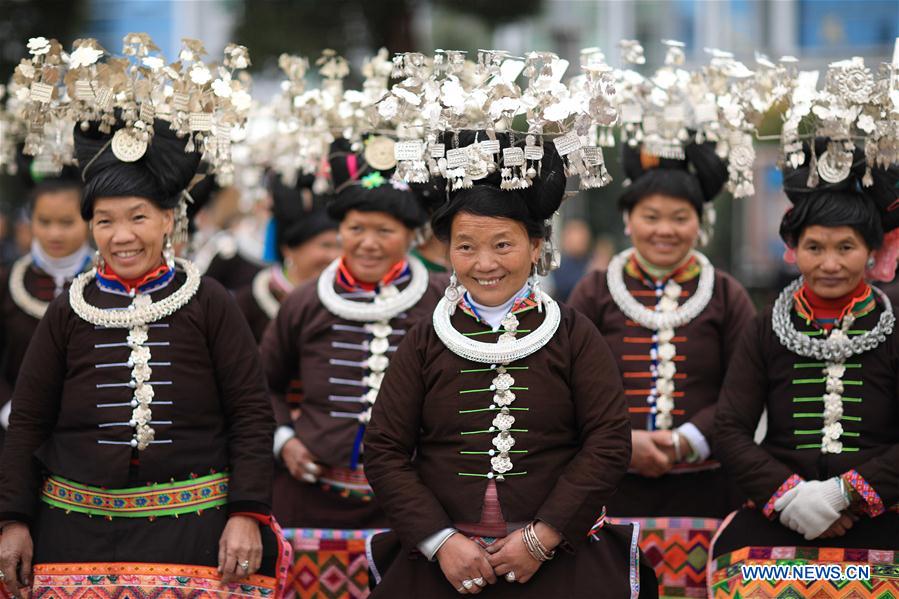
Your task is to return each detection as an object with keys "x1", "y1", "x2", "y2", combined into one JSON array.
[
  {"x1": 434, "y1": 286, "x2": 560, "y2": 364},
  {"x1": 317, "y1": 256, "x2": 429, "y2": 322},
  {"x1": 607, "y1": 248, "x2": 714, "y2": 331},
  {"x1": 772, "y1": 277, "x2": 895, "y2": 360}
]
